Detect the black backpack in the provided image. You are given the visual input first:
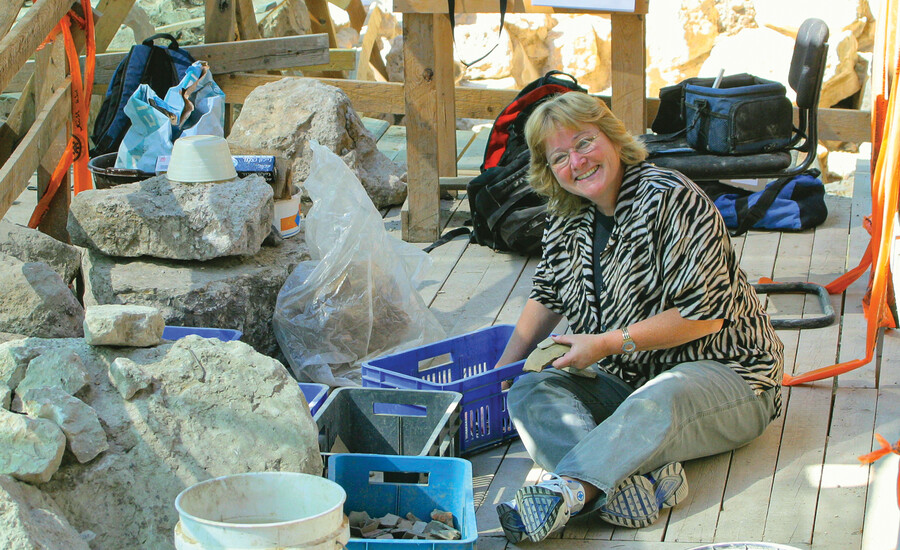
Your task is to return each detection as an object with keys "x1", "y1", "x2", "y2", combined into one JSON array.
[
  {"x1": 466, "y1": 71, "x2": 586, "y2": 255},
  {"x1": 91, "y1": 34, "x2": 196, "y2": 156}
]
